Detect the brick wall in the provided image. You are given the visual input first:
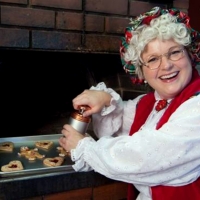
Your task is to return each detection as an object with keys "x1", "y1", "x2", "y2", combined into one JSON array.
[{"x1": 0, "y1": 0, "x2": 189, "y2": 53}]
